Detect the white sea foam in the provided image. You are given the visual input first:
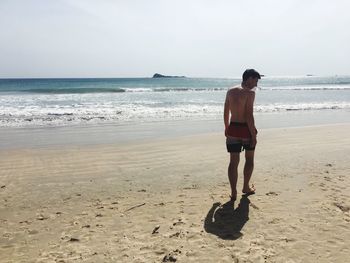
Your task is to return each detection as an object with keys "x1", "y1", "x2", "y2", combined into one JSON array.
[
  {"x1": 122, "y1": 88, "x2": 153, "y2": 92},
  {"x1": 1, "y1": 100, "x2": 350, "y2": 127}
]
